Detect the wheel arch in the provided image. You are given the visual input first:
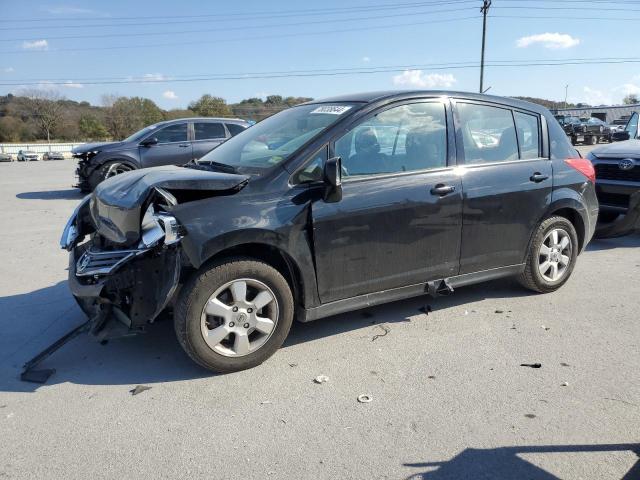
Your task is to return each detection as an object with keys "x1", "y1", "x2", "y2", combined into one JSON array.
[{"x1": 192, "y1": 241, "x2": 313, "y2": 315}]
